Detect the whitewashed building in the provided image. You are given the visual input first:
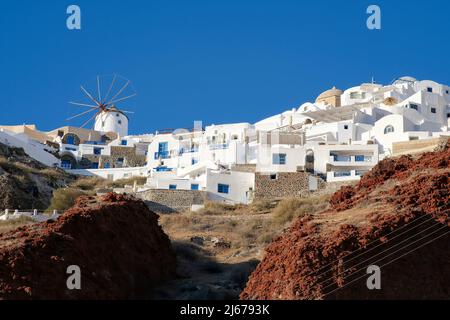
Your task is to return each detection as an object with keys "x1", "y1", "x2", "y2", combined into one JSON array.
[{"x1": 2, "y1": 76, "x2": 449, "y2": 204}]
